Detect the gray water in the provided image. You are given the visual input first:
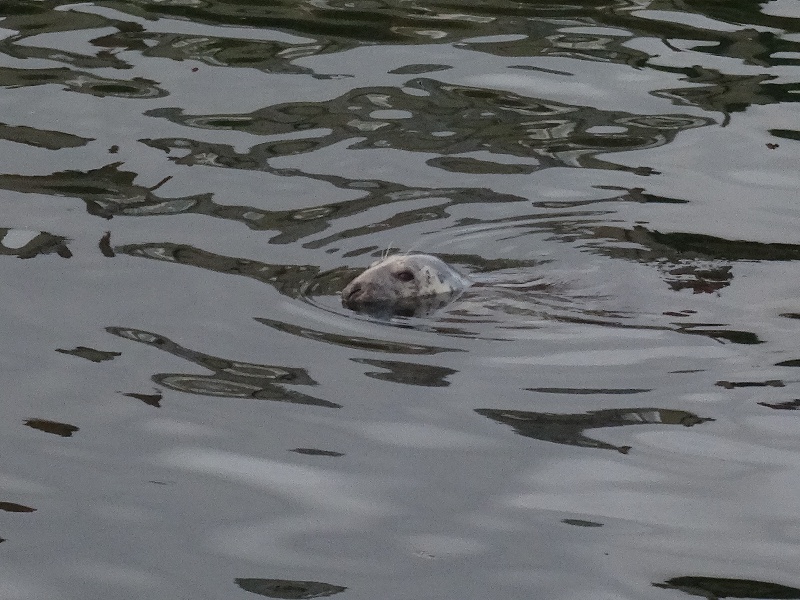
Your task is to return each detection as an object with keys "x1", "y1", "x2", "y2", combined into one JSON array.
[{"x1": 1, "y1": 1, "x2": 799, "y2": 599}]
